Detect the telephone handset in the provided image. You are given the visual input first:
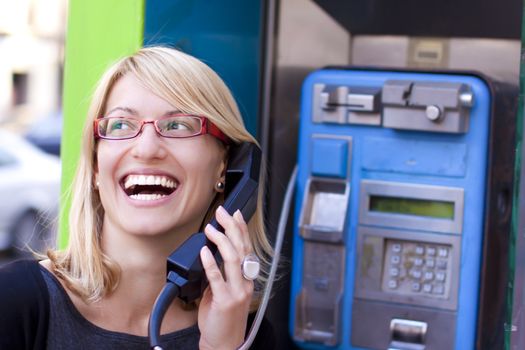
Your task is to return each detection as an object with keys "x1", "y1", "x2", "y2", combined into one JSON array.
[
  {"x1": 149, "y1": 142, "x2": 262, "y2": 348},
  {"x1": 165, "y1": 142, "x2": 261, "y2": 302}
]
